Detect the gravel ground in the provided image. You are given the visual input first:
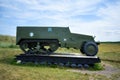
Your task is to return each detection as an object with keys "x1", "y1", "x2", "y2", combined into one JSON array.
[{"x1": 67, "y1": 62, "x2": 120, "y2": 78}]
